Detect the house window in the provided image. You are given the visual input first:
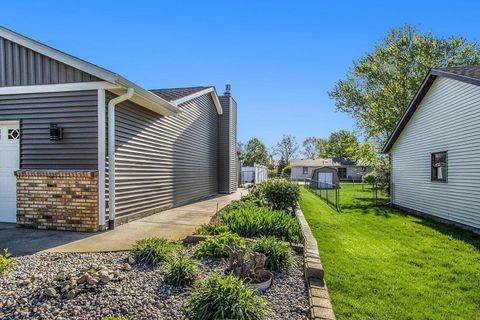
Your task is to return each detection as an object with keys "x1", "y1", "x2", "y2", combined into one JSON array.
[
  {"x1": 302, "y1": 167, "x2": 308, "y2": 175},
  {"x1": 431, "y1": 152, "x2": 447, "y2": 182},
  {"x1": 361, "y1": 167, "x2": 367, "y2": 172},
  {"x1": 338, "y1": 167, "x2": 347, "y2": 179},
  {"x1": 7, "y1": 128, "x2": 20, "y2": 140}
]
